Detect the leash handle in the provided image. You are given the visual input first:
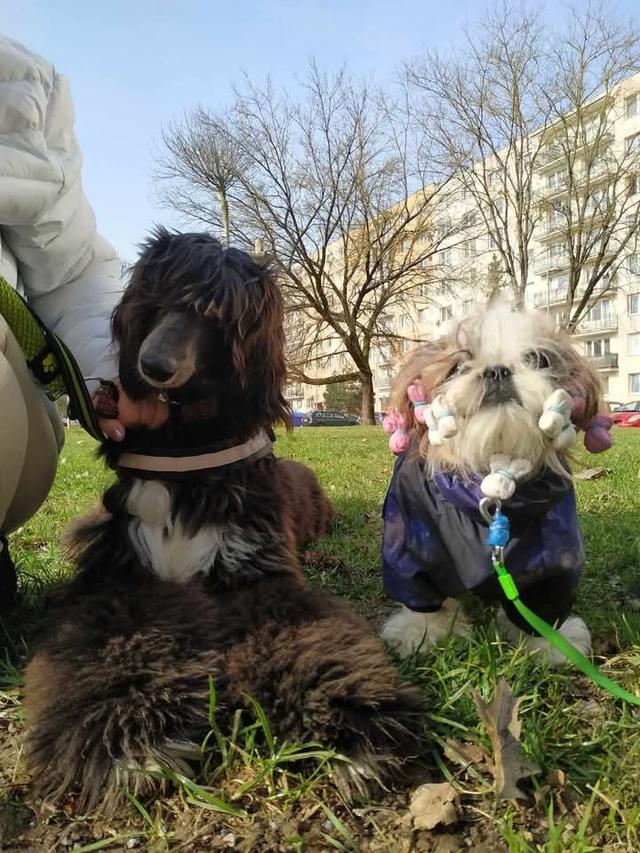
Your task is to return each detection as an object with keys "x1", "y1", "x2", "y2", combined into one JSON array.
[{"x1": 0, "y1": 275, "x2": 103, "y2": 441}]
